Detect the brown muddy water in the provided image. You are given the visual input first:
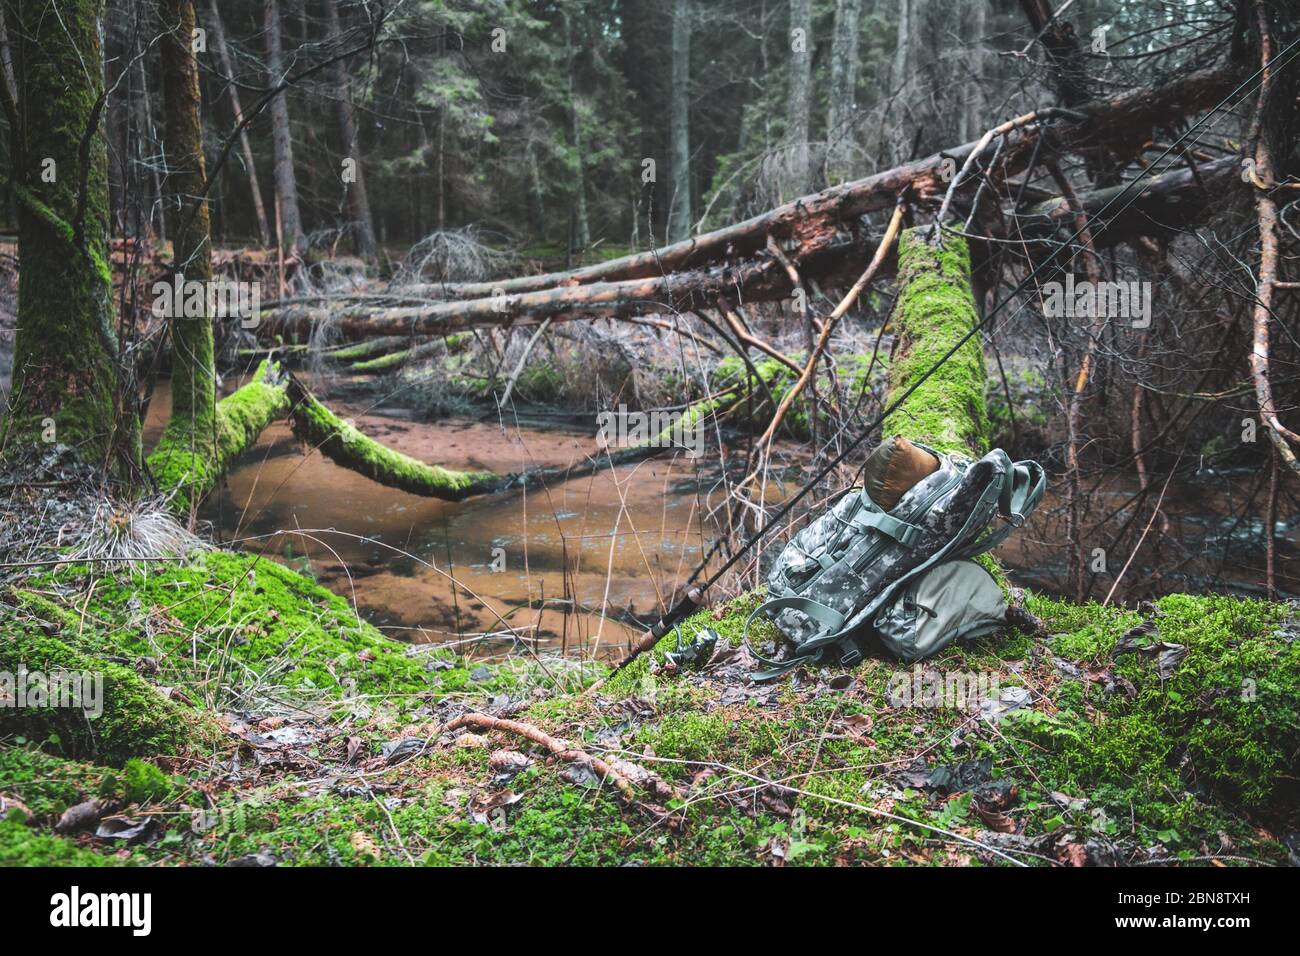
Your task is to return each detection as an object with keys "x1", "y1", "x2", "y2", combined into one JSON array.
[
  {"x1": 143, "y1": 377, "x2": 1300, "y2": 660},
  {"x1": 144, "y1": 380, "x2": 726, "y2": 658}
]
